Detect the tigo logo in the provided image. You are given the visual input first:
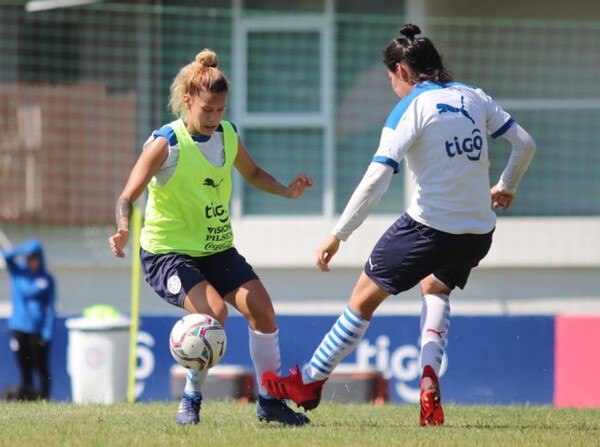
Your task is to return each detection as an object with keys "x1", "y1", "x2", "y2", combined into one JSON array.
[{"x1": 444, "y1": 129, "x2": 483, "y2": 161}]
